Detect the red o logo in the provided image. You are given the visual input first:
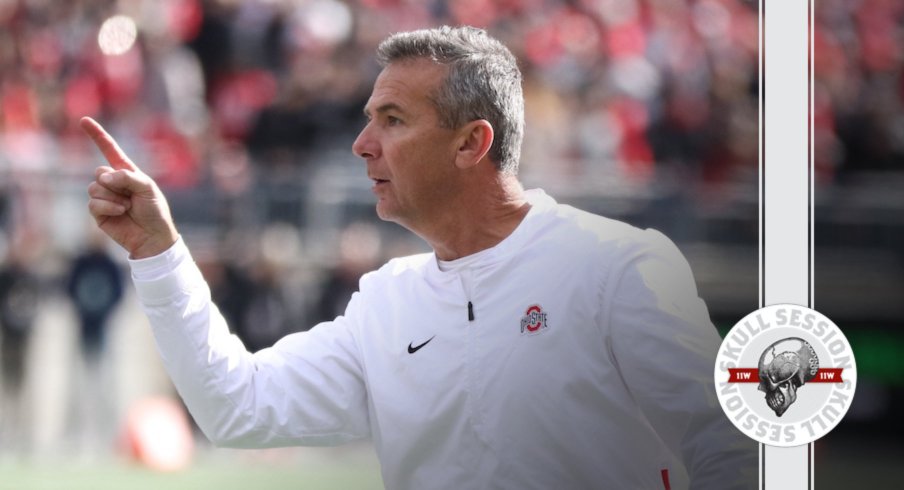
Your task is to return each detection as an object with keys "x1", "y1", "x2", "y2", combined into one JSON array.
[{"x1": 525, "y1": 305, "x2": 542, "y2": 332}]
